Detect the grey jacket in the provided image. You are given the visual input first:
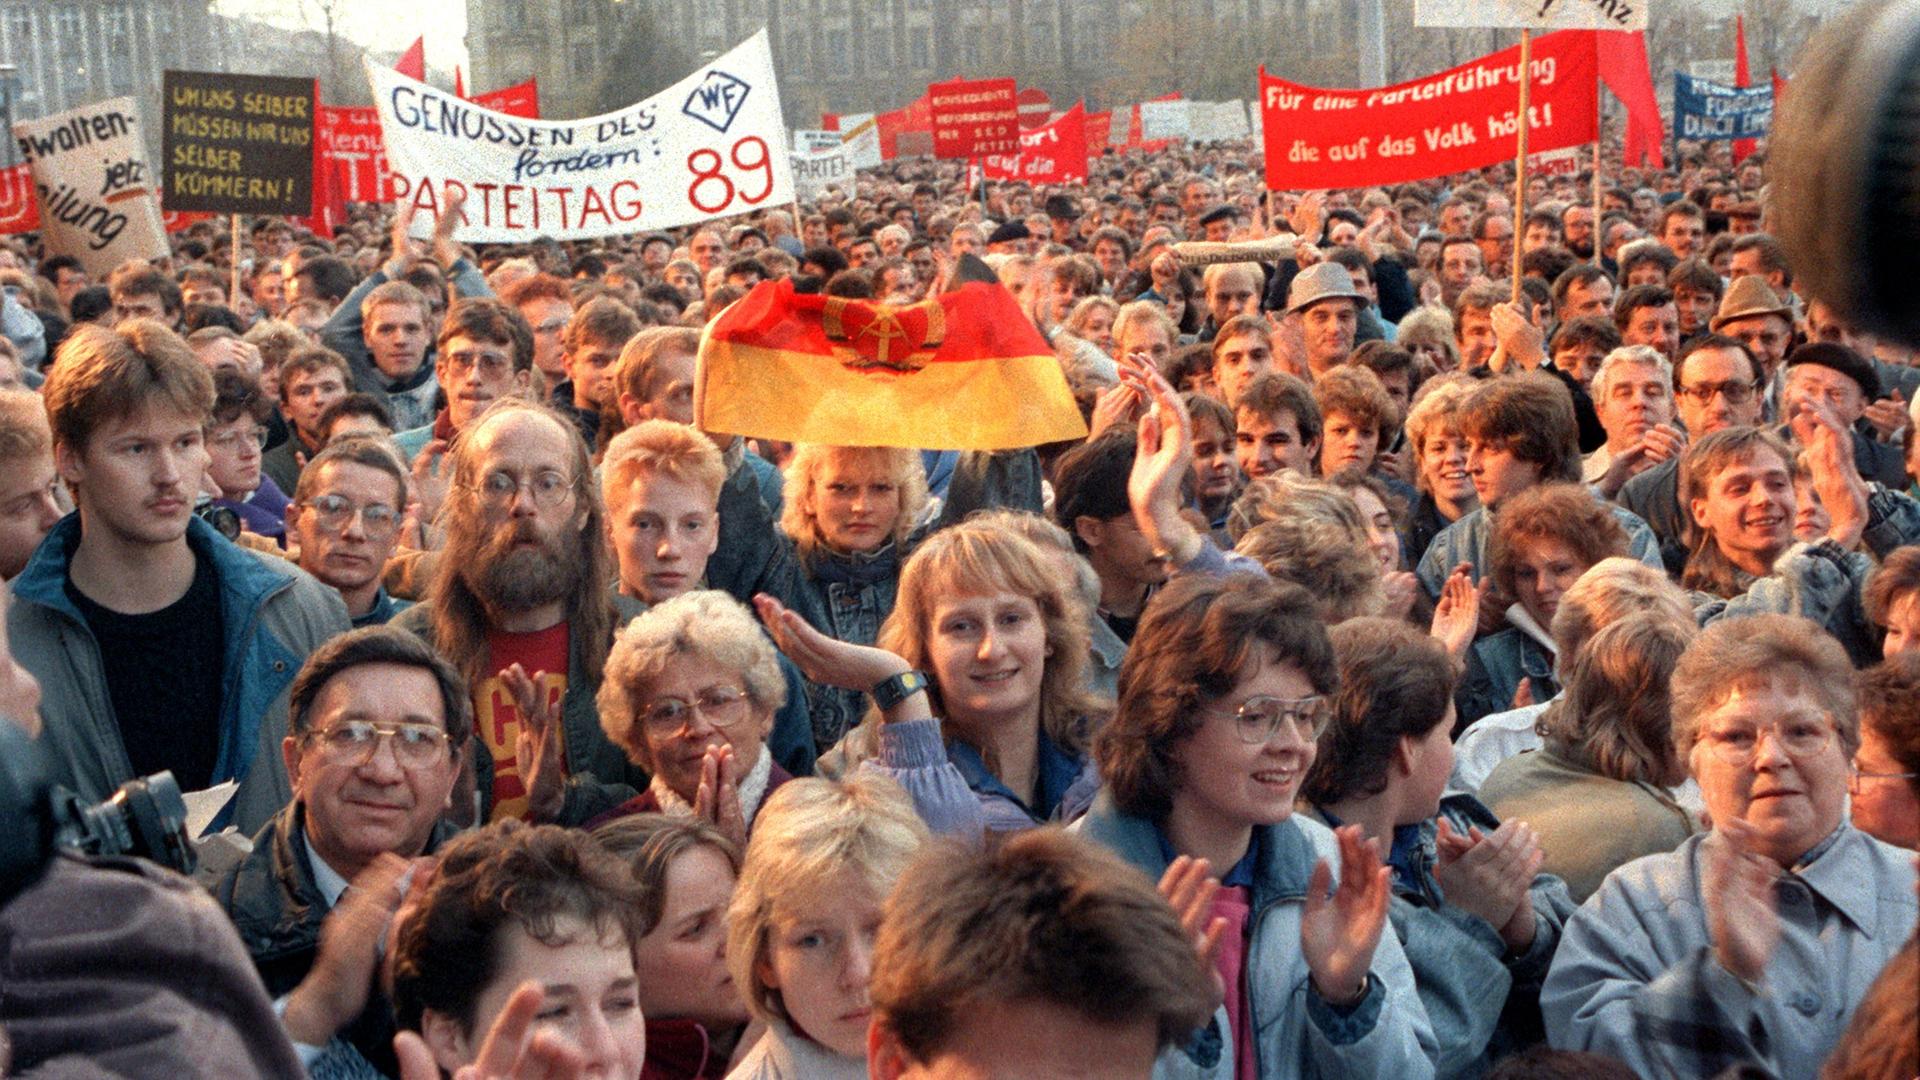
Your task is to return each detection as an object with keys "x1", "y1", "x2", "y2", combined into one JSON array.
[
  {"x1": 7, "y1": 515, "x2": 350, "y2": 835},
  {"x1": 1543, "y1": 824, "x2": 1917, "y2": 1079}
]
